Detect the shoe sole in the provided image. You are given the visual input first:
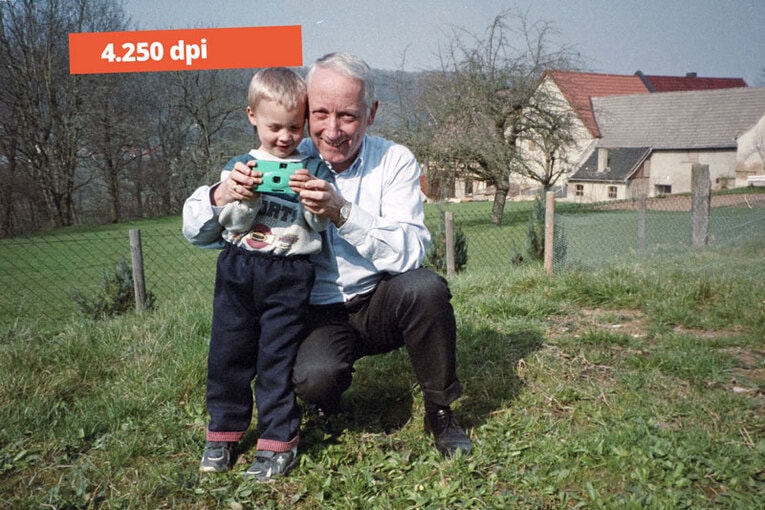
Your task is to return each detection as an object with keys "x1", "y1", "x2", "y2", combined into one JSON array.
[{"x1": 199, "y1": 465, "x2": 230, "y2": 473}]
